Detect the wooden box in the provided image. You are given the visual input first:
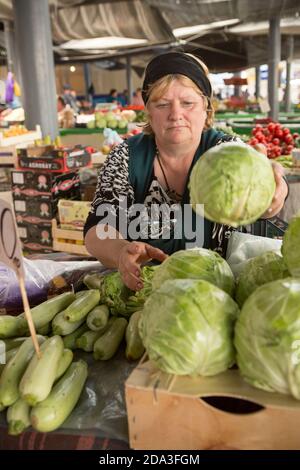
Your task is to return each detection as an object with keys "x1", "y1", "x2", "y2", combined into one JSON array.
[
  {"x1": 52, "y1": 218, "x2": 89, "y2": 256},
  {"x1": 125, "y1": 359, "x2": 300, "y2": 450}
]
